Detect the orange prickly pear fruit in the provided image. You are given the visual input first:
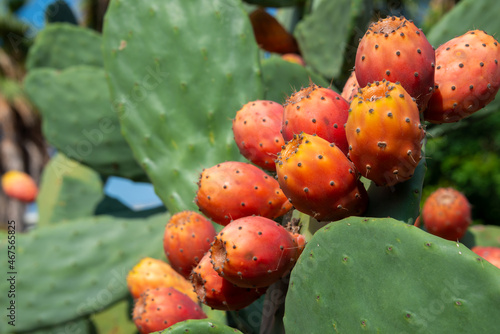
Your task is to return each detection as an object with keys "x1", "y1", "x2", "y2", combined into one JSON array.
[
  {"x1": 275, "y1": 132, "x2": 368, "y2": 221},
  {"x1": 345, "y1": 80, "x2": 425, "y2": 187},
  {"x1": 355, "y1": 15, "x2": 435, "y2": 111},
  {"x1": 424, "y1": 30, "x2": 500, "y2": 123},
  {"x1": 1, "y1": 170, "x2": 38, "y2": 202}
]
